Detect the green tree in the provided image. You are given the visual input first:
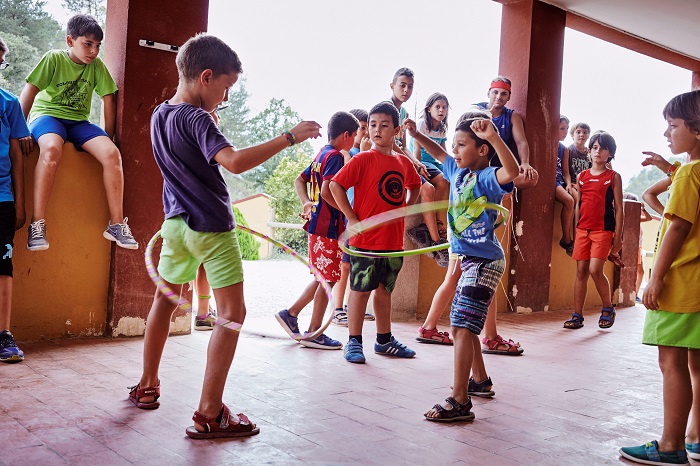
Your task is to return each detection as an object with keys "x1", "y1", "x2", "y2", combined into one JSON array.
[
  {"x1": 624, "y1": 156, "x2": 684, "y2": 209},
  {"x1": 0, "y1": 31, "x2": 39, "y2": 96},
  {"x1": 264, "y1": 151, "x2": 313, "y2": 256},
  {"x1": 61, "y1": 0, "x2": 105, "y2": 24},
  {"x1": 233, "y1": 206, "x2": 260, "y2": 260}
]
